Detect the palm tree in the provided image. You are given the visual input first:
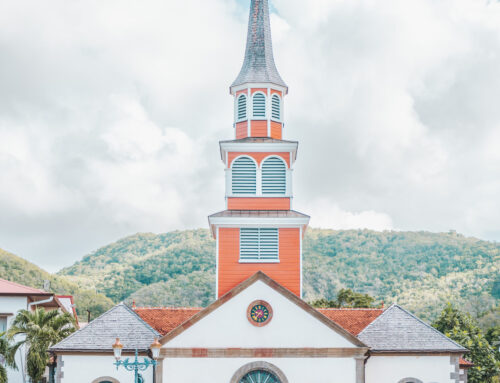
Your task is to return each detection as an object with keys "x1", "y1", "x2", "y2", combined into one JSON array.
[
  {"x1": 7, "y1": 309, "x2": 76, "y2": 383},
  {"x1": 0, "y1": 334, "x2": 17, "y2": 383}
]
